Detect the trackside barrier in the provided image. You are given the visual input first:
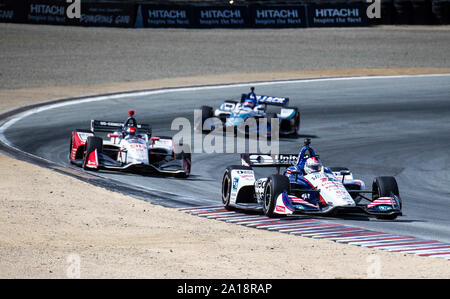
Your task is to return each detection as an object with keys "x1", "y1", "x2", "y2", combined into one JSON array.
[
  {"x1": 0, "y1": 0, "x2": 449, "y2": 27},
  {"x1": 1, "y1": 0, "x2": 137, "y2": 27},
  {"x1": 0, "y1": 0, "x2": 27, "y2": 23},
  {"x1": 307, "y1": 2, "x2": 369, "y2": 27},
  {"x1": 250, "y1": 5, "x2": 308, "y2": 28}
]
